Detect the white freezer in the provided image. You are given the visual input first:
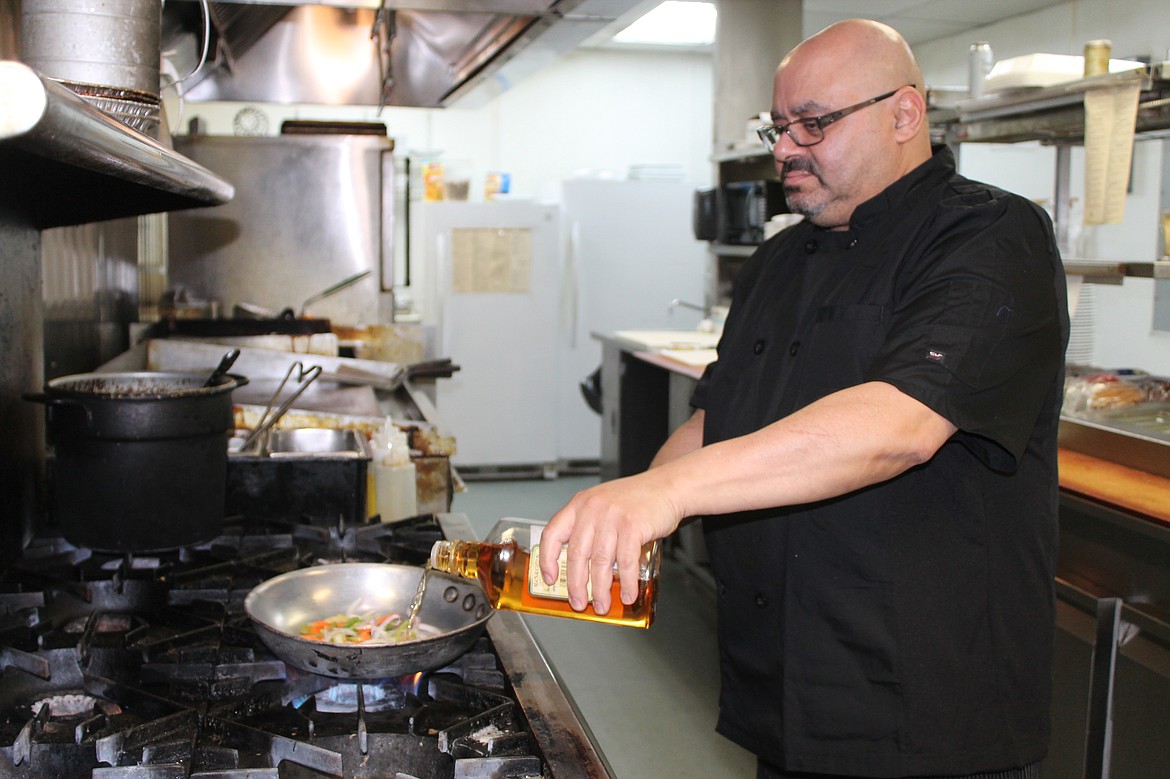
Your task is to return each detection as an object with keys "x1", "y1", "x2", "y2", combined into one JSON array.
[
  {"x1": 558, "y1": 178, "x2": 708, "y2": 461},
  {"x1": 412, "y1": 181, "x2": 707, "y2": 470},
  {"x1": 414, "y1": 201, "x2": 561, "y2": 469}
]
